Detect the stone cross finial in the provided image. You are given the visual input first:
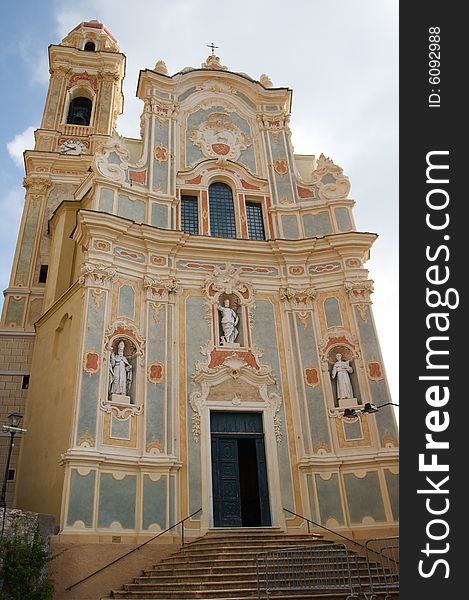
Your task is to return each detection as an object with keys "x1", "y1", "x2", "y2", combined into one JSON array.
[{"x1": 207, "y1": 42, "x2": 219, "y2": 55}]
